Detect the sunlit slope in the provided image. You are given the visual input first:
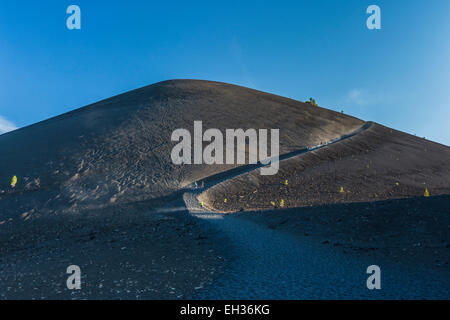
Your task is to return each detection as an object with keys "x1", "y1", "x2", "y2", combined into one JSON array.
[
  {"x1": 200, "y1": 123, "x2": 450, "y2": 211},
  {"x1": 0, "y1": 79, "x2": 363, "y2": 220}
]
